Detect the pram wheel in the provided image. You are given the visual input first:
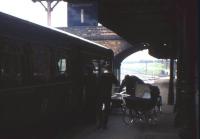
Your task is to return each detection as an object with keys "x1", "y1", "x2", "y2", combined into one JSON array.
[{"x1": 122, "y1": 107, "x2": 137, "y2": 126}]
